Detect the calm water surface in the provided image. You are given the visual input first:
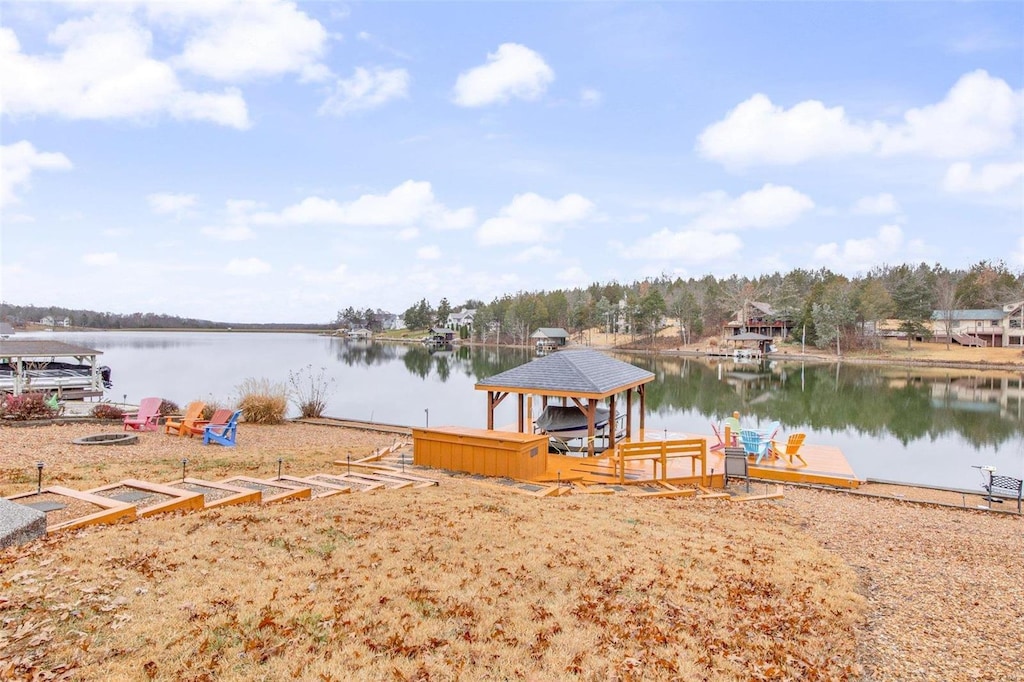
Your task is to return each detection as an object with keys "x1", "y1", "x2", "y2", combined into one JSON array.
[{"x1": 27, "y1": 331, "x2": 1024, "y2": 491}]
